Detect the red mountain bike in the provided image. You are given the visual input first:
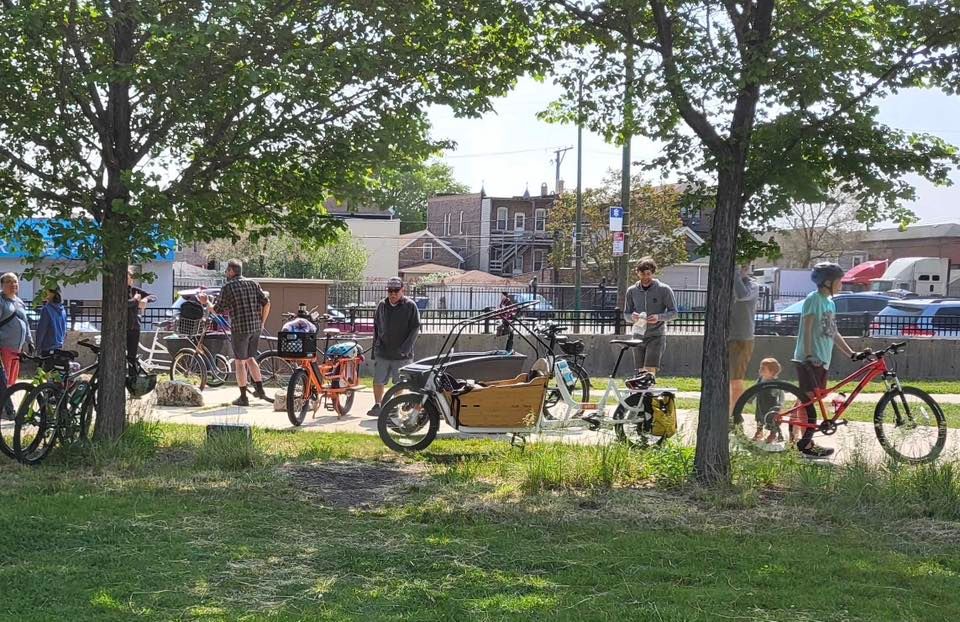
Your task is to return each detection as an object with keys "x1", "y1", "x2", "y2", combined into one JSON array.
[{"x1": 732, "y1": 342, "x2": 947, "y2": 464}]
